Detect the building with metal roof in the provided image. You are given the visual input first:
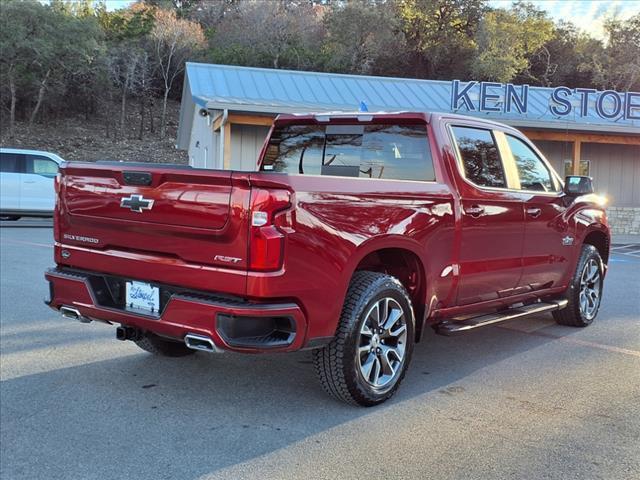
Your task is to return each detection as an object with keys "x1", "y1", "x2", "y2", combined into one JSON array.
[{"x1": 177, "y1": 62, "x2": 640, "y2": 233}]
